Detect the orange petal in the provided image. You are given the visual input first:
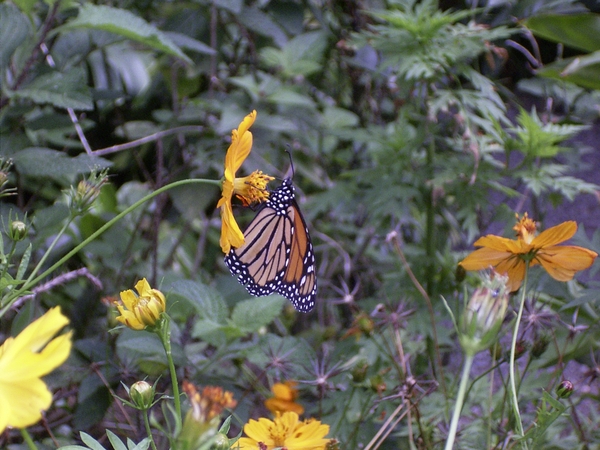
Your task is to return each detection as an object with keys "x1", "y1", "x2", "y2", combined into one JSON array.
[
  {"x1": 532, "y1": 221, "x2": 576, "y2": 248},
  {"x1": 535, "y1": 245, "x2": 598, "y2": 282},
  {"x1": 494, "y1": 256, "x2": 526, "y2": 291},
  {"x1": 459, "y1": 247, "x2": 514, "y2": 271},
  {"x1": 473, "y1": 235, "x2": 526, "y2": 254}
]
